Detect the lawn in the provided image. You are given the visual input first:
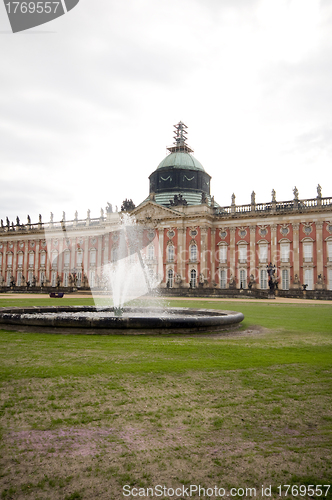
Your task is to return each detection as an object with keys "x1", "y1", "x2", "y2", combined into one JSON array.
[{"x1": 0, "y1": 297, "x2": 331, "y2": 500}]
